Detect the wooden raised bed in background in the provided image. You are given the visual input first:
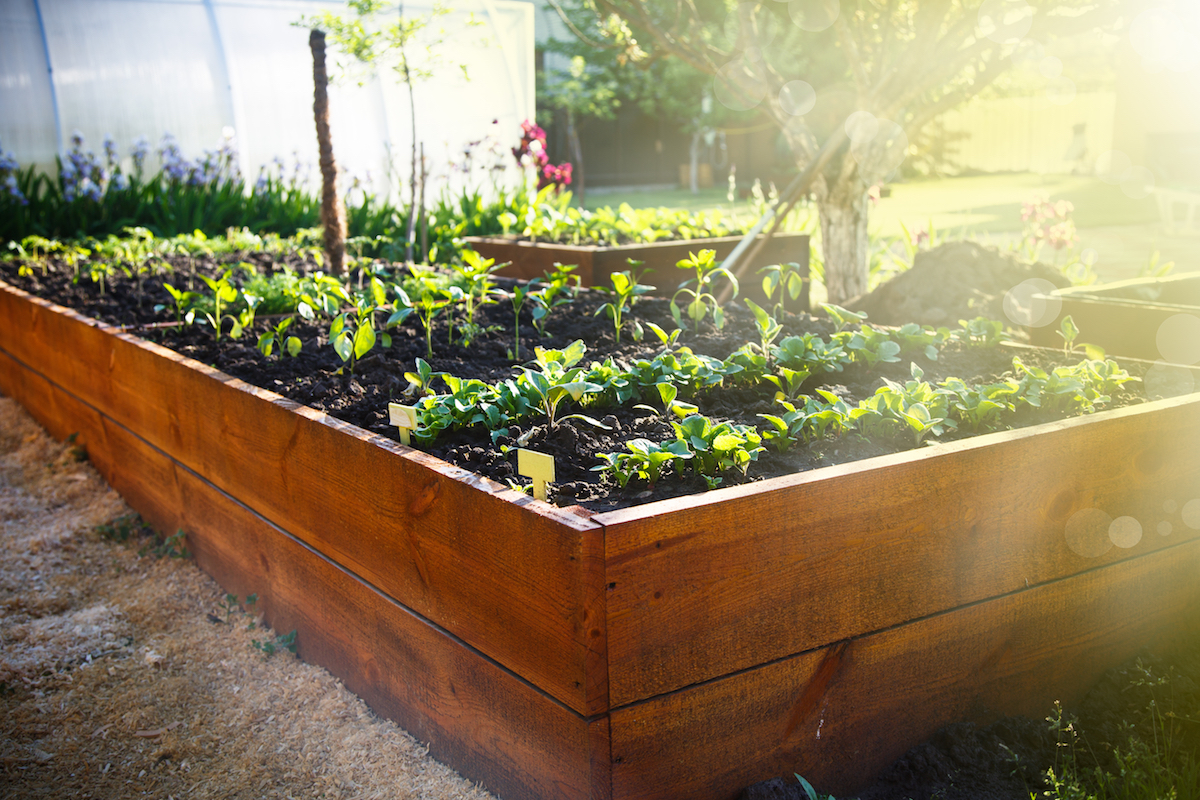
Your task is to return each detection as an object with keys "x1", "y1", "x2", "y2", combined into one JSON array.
[
  {"x1": 3, "y1": 278, "x2": 1200, "y2": 799},
  {"x1": 463, "y1": 233, "x2": 811, "y2": 309},
  {"x1": 1029, "y1": 273, "x2": 1200, "y2": 362}
]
